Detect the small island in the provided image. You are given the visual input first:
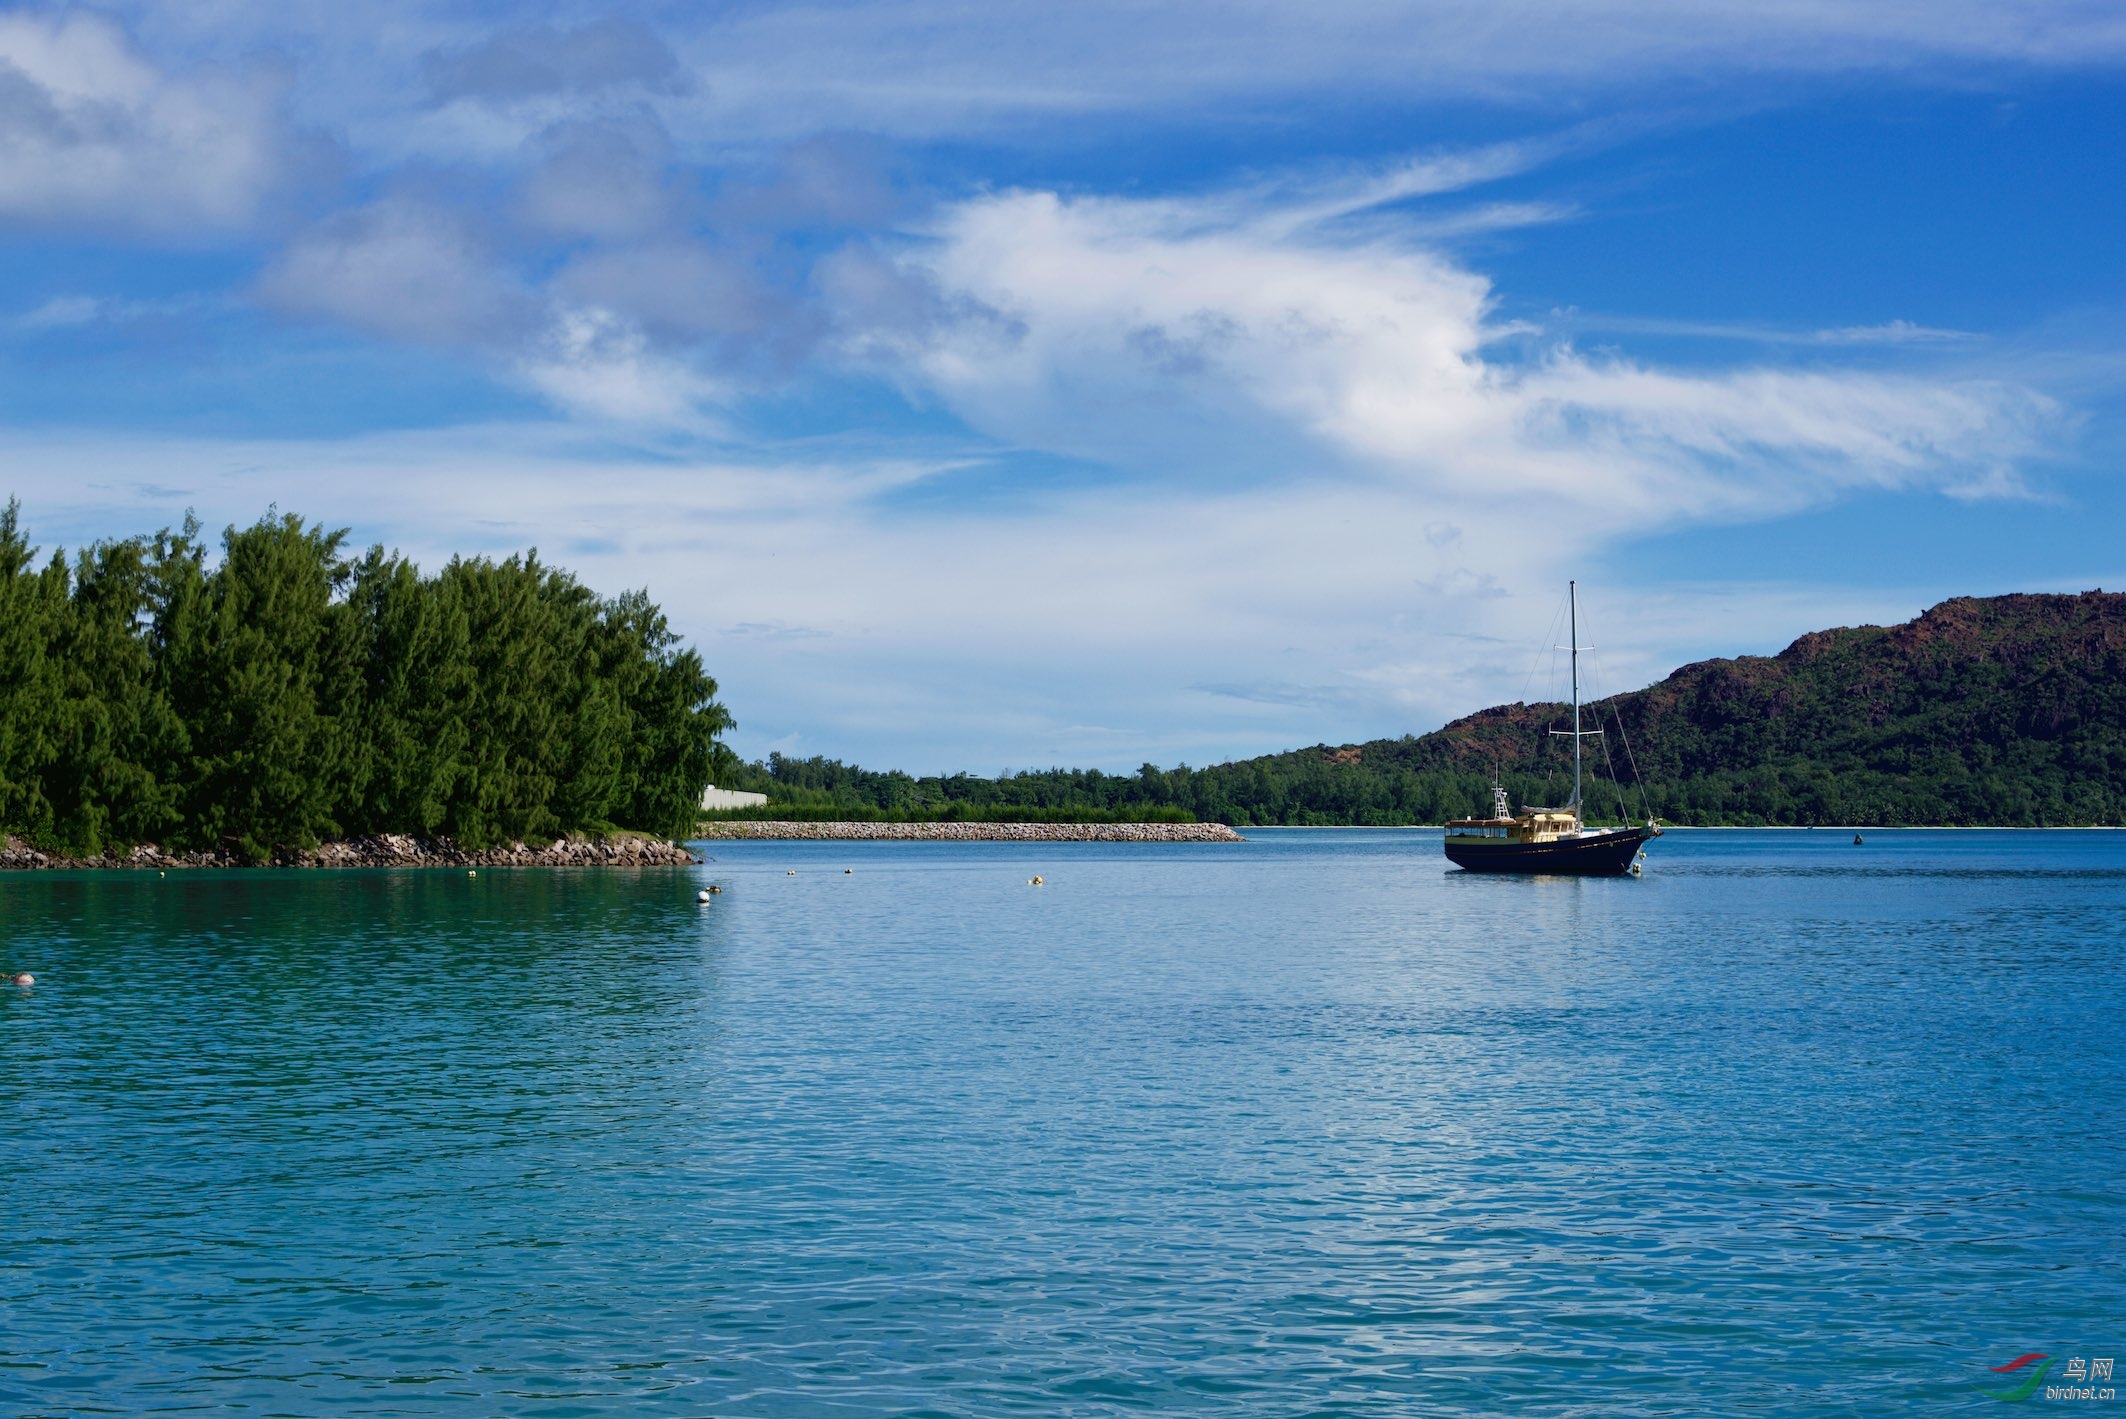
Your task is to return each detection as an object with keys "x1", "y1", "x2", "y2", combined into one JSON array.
[{"x1": 0, "y1": 504, "x2": 719, "y2": 868}]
